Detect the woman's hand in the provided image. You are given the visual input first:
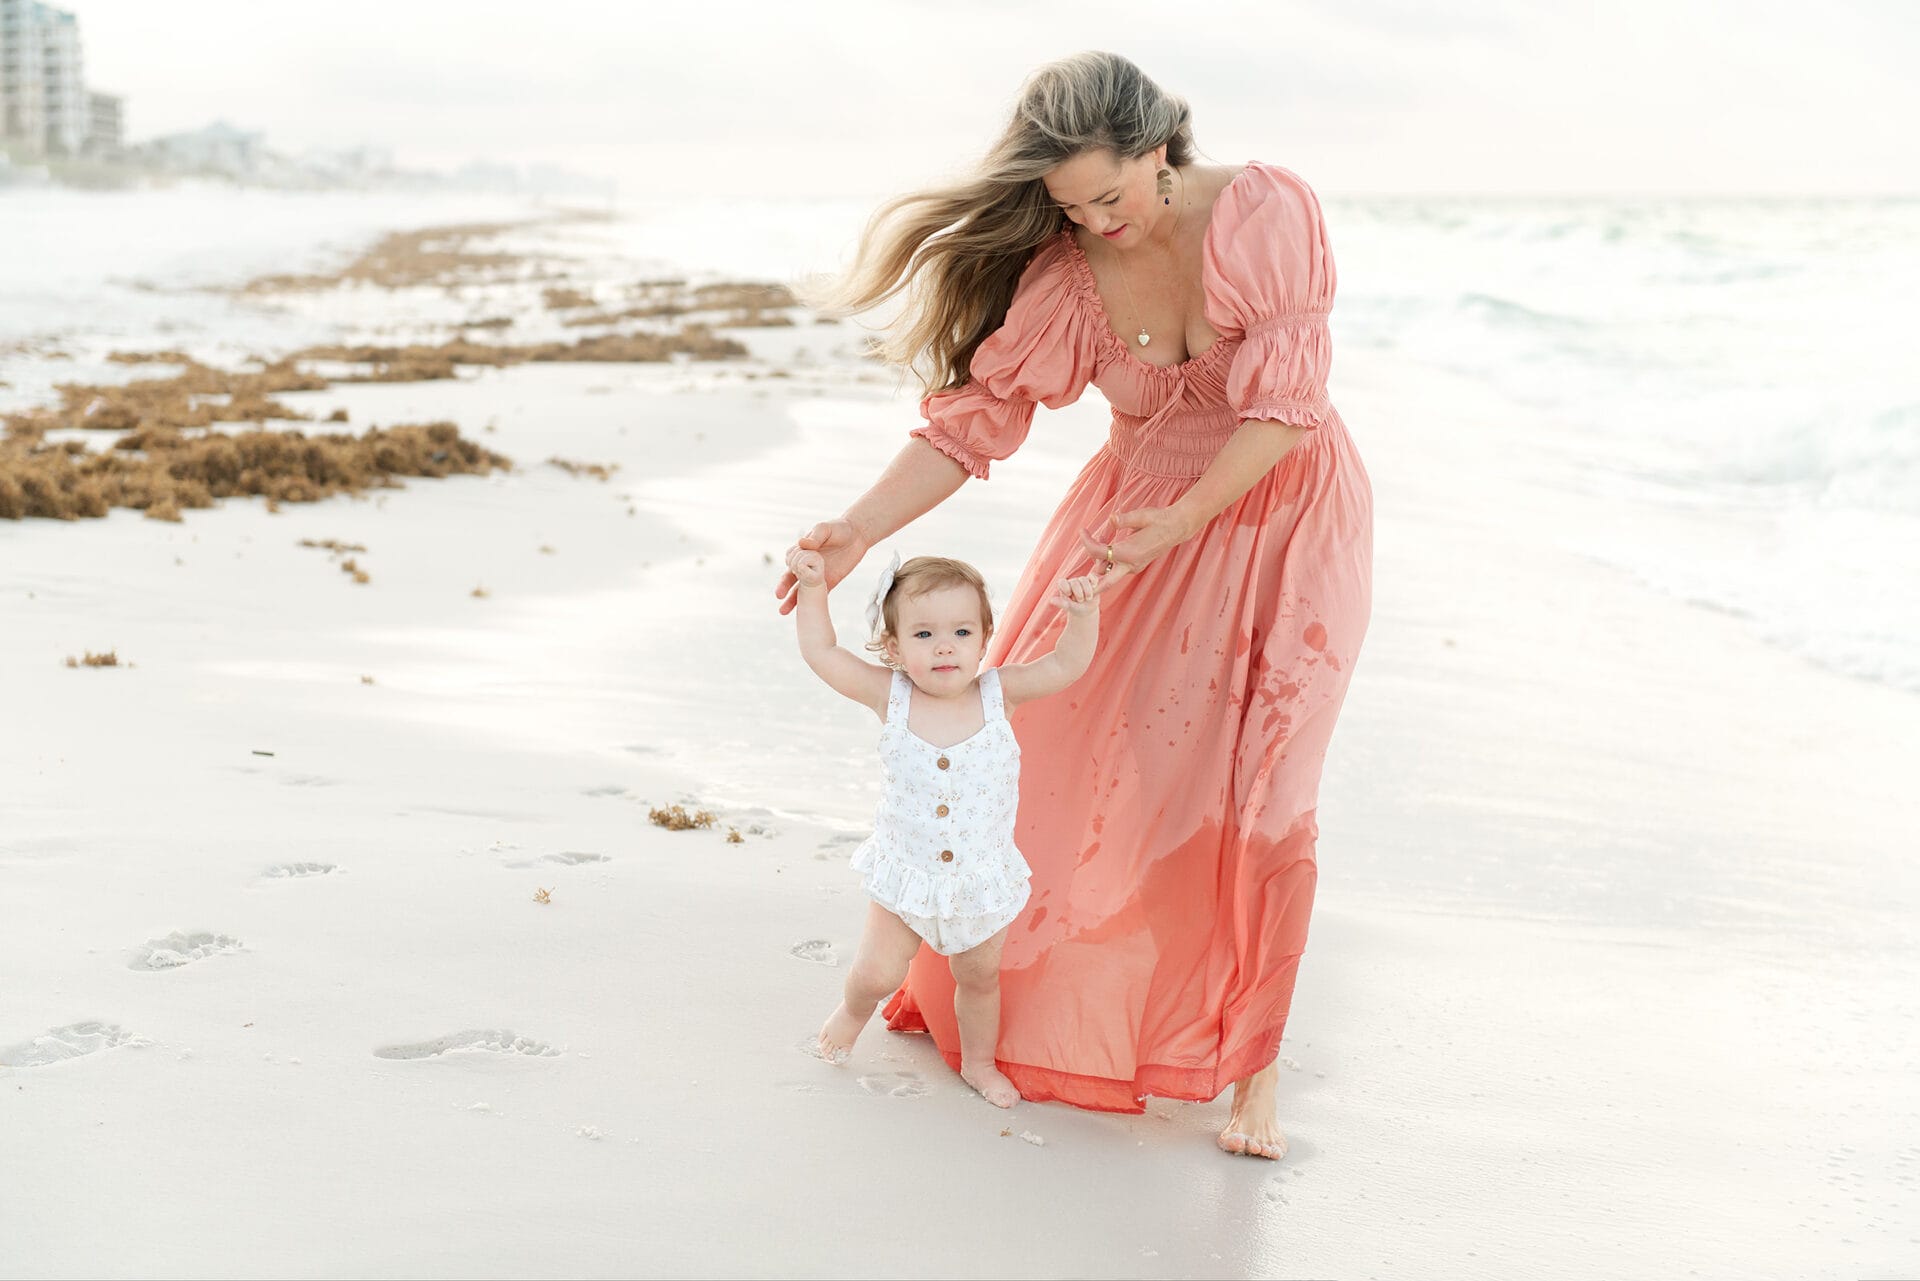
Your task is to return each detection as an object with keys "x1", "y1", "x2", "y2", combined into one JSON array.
[
  {"x1": 775, "y1": 518, "x2": 871, "y2": 615},
  {"x1": 1077, "y1": 503, "x2": 1200, "y2": 594}
]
